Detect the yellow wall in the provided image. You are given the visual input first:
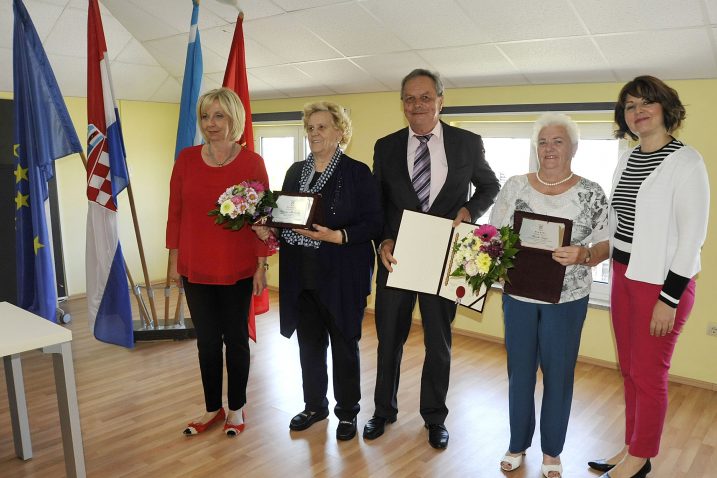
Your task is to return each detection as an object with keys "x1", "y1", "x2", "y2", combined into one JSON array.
[{"x1": 4, "y1": 79, "x2": 715, "y2": 386}]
